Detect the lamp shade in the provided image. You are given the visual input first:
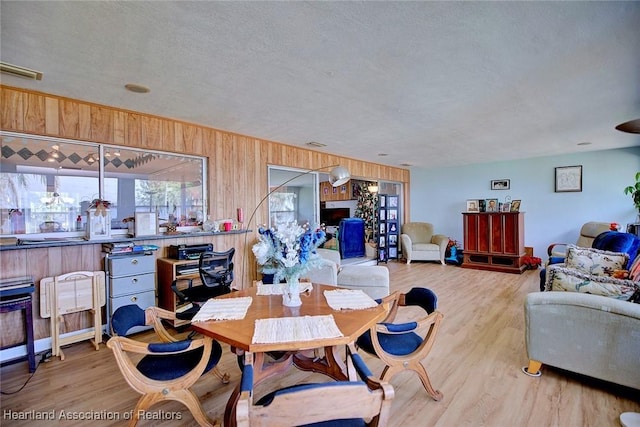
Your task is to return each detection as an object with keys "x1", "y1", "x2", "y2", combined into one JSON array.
[{"x1": 329, "y1": 166, "x2": 351, "y2": 187}]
